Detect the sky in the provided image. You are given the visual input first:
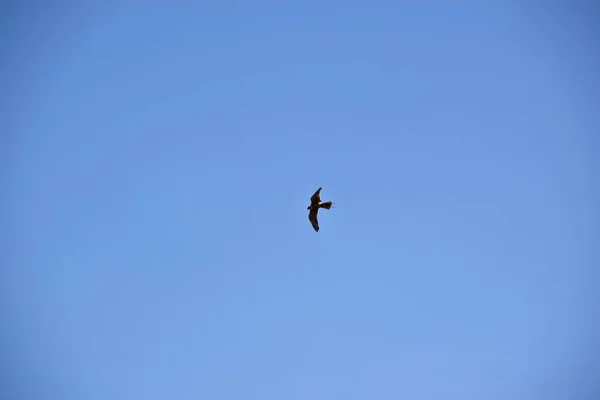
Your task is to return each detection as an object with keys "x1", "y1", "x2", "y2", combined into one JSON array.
[{"x1": 2, "y1": 2, "x2": 599, "y2": 399}]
